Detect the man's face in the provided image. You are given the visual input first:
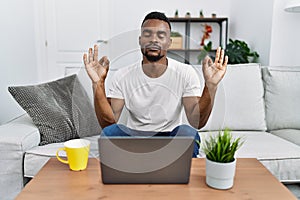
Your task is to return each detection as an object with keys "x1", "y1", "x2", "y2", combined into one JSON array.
[{"x1": 139, "y1": 19, "x2": 171, "y2": 62}]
